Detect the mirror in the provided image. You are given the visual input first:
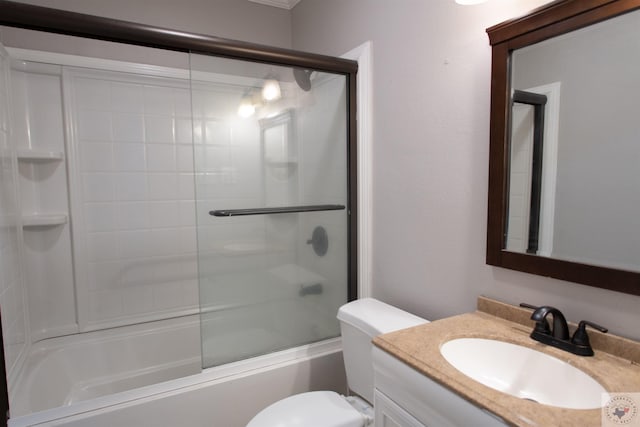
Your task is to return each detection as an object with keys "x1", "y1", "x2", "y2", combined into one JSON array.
[{"x1": 486, "y1": 0, "x2": 640, "y2": 295}]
